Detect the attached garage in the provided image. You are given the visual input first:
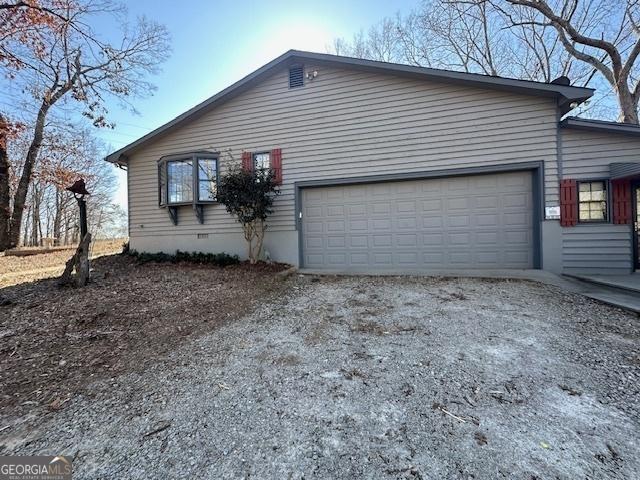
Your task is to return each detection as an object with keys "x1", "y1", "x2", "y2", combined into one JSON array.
[{"x1": 299, "y1": 170, "x2": 537, "y2": 271}]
